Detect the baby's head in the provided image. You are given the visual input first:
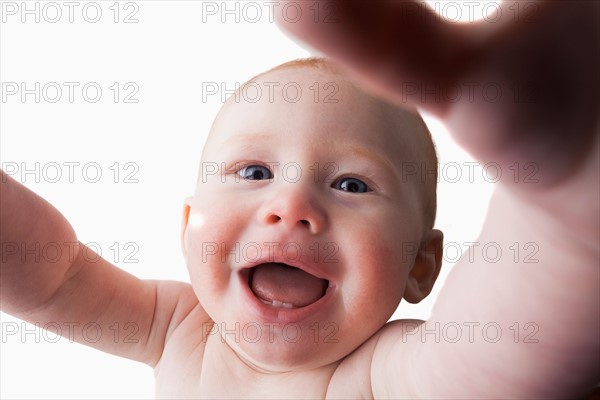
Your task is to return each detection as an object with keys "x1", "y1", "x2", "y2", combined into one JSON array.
[{"x1": 182, "y1": 58, "x2": 443, "y2": 371}]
